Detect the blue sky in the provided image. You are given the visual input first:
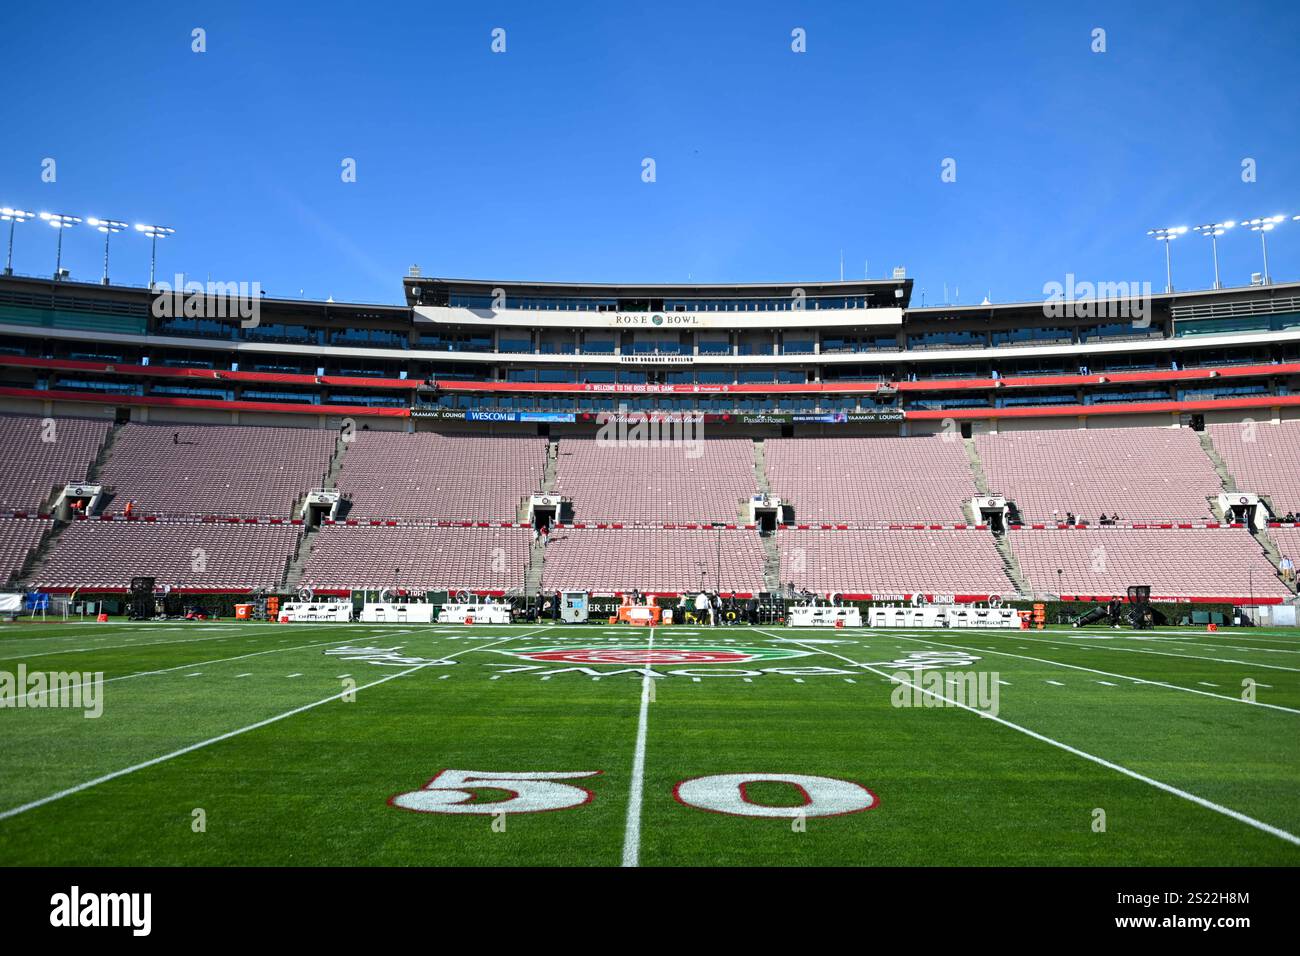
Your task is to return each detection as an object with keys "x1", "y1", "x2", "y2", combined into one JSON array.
[{"x1": 2, "y1": 0, "x2": 1297, "y2": 305}]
